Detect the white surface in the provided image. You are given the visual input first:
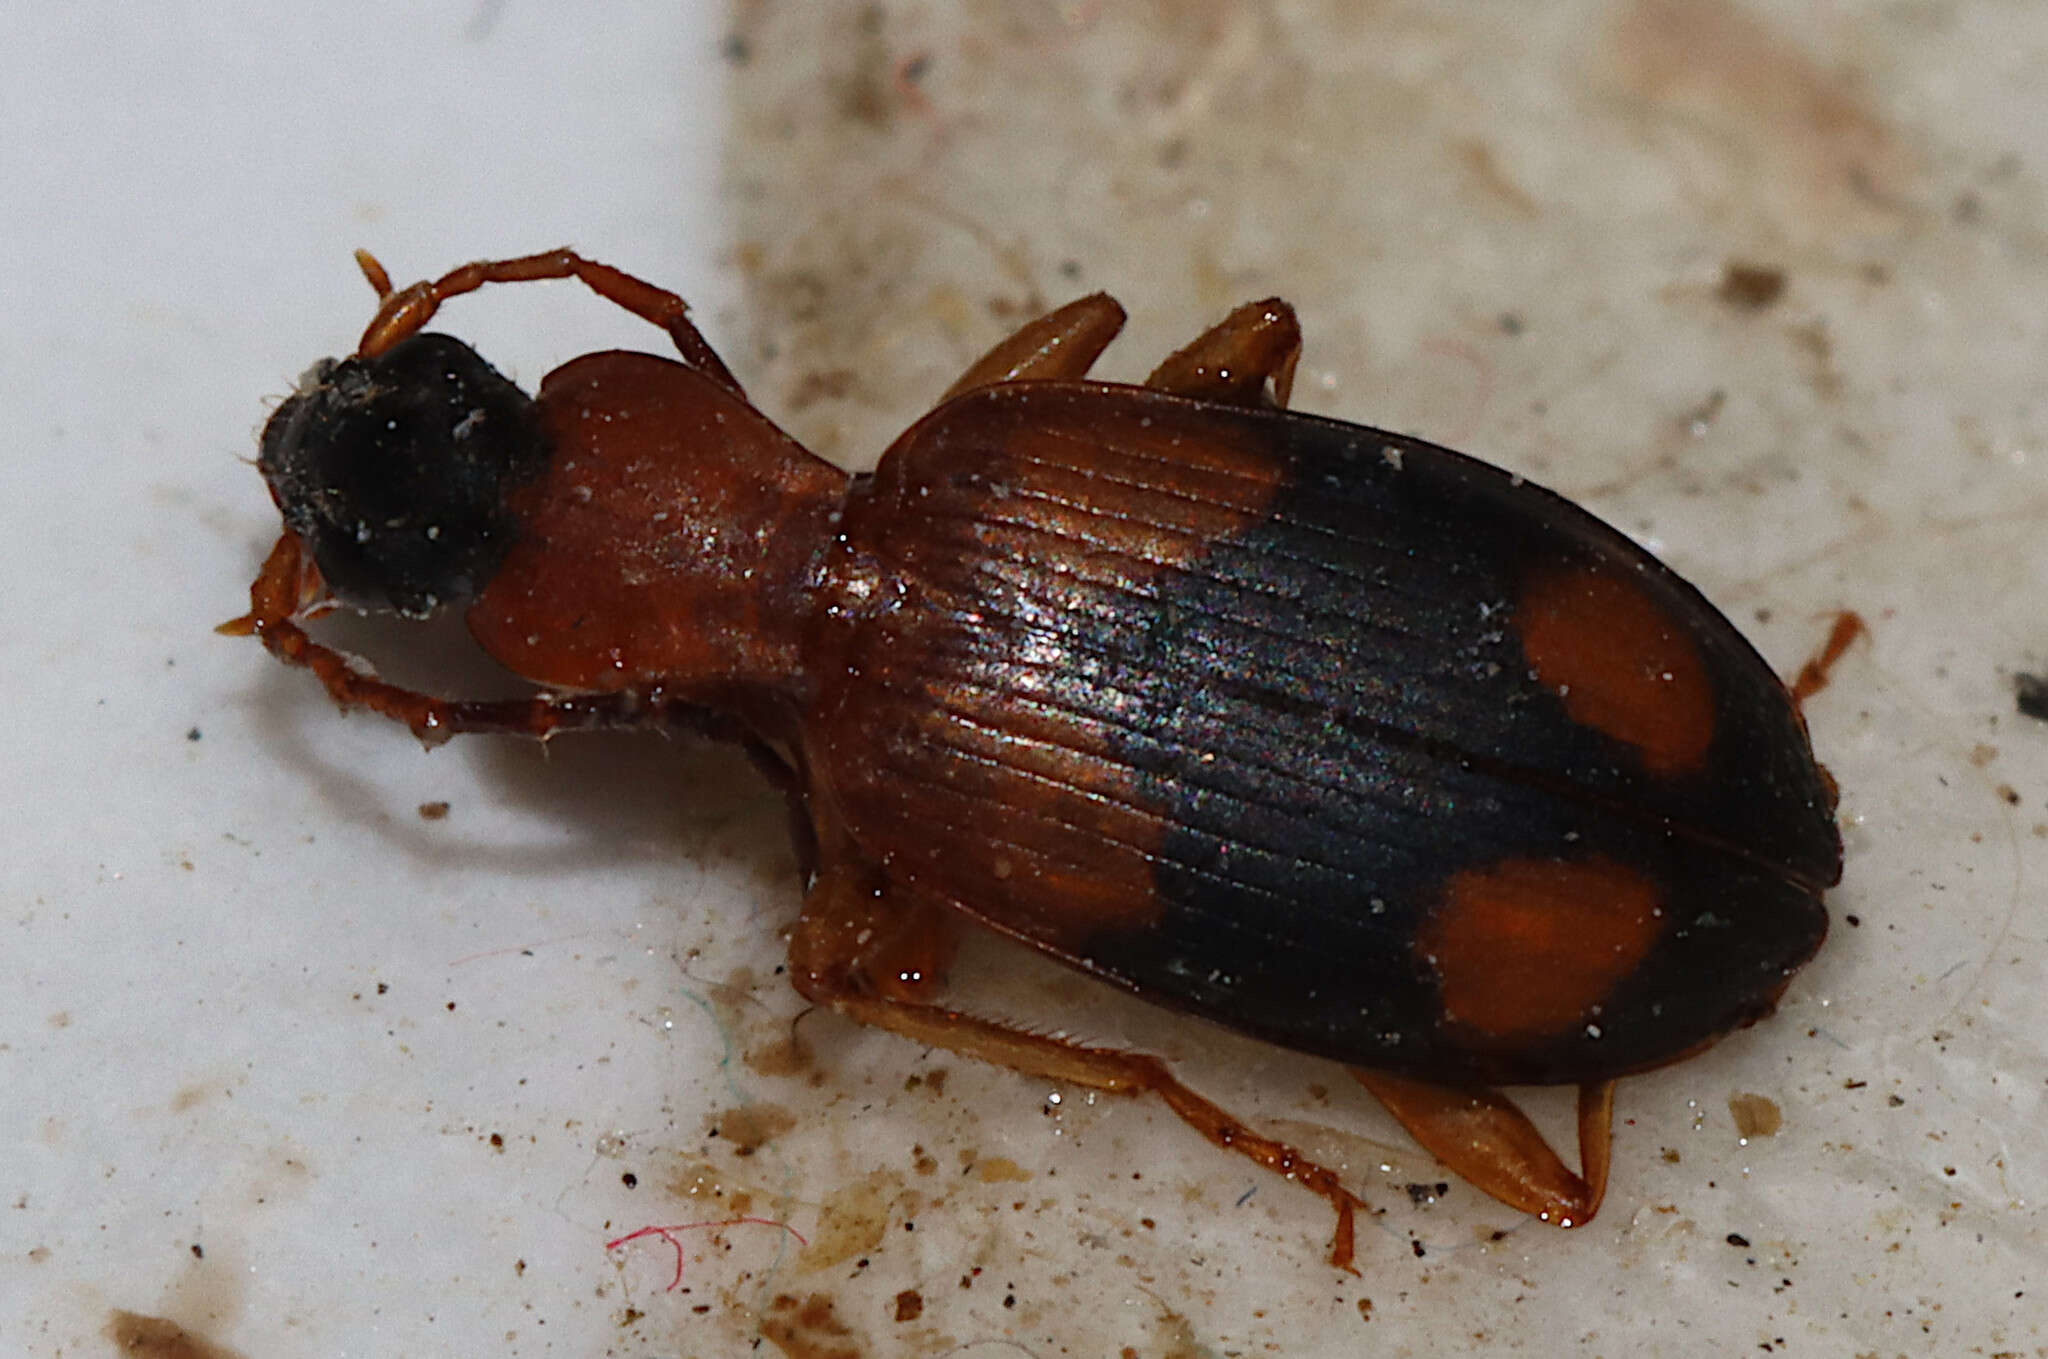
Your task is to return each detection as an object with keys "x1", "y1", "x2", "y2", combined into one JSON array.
[
  {"x1": 4, "y1": 5, "x2": 744, "y2": 1356},
  {"x1": 5, "y1": 3, "x2": 2047, "y2": 1356}
]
